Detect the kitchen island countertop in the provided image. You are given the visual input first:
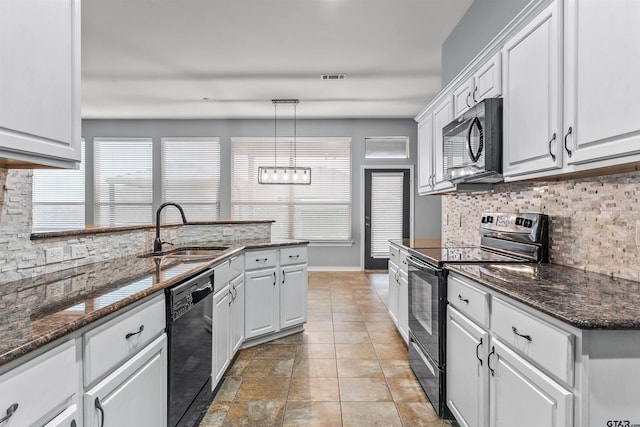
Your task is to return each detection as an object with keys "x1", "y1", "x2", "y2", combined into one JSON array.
[{"x1": 0, "y1": 239, "x2": 307, "y2": 367}]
